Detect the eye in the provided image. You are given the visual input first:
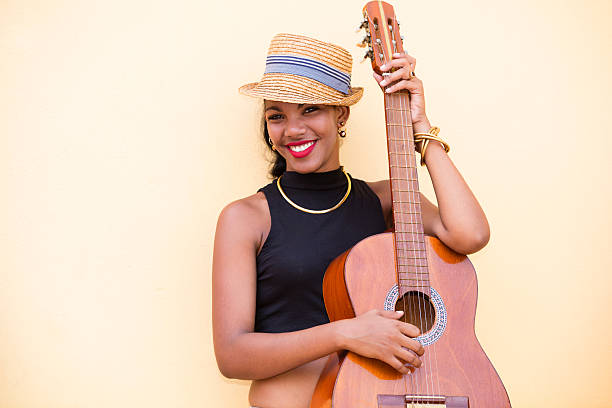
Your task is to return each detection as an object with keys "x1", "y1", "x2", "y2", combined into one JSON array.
[
  {"x1": 304, "y1": 106, "x2": 320, "y2": 114},
  {"x1": 266, "y1": 113, "x2": 283, "y2": 121}
]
